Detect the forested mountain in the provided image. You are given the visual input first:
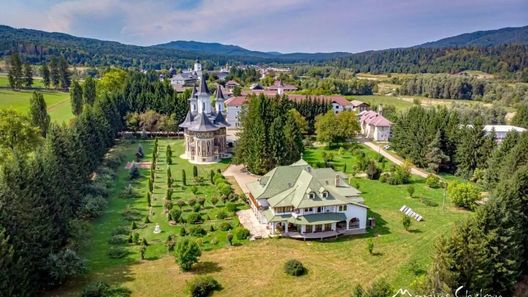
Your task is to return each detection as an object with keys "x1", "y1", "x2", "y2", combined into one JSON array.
[
  {"x1": 416, "y1": 25, "x2": 528, "y2": 48},
  {"x1": 1, "y1": 24, "x2": 527, "y2": 80}
]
